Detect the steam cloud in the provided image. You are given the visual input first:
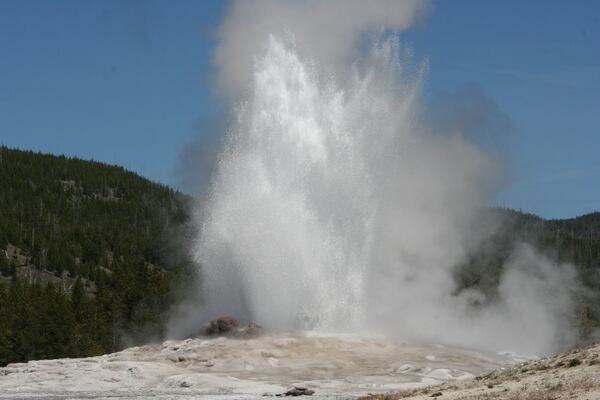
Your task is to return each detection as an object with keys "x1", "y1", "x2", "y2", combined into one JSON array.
[
  {"x1": 175, "y1": 0, "x2": 578, "y2": 356},
  {"x1": 214, "y1": 0, "x2": 431, "y2": 97}
]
